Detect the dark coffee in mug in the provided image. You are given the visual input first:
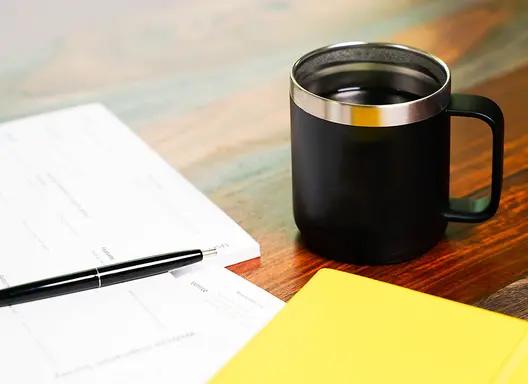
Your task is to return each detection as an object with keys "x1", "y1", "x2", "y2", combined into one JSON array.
[
  {"x1": 321, "y1": 86, "x2": 421, "y2": 105},
  {"x1": 311, "y1": 65, "x2": 433, "y2": 105},
  {"x1": 290, "y1": 42, "x2": 504, "y2": 265}
]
